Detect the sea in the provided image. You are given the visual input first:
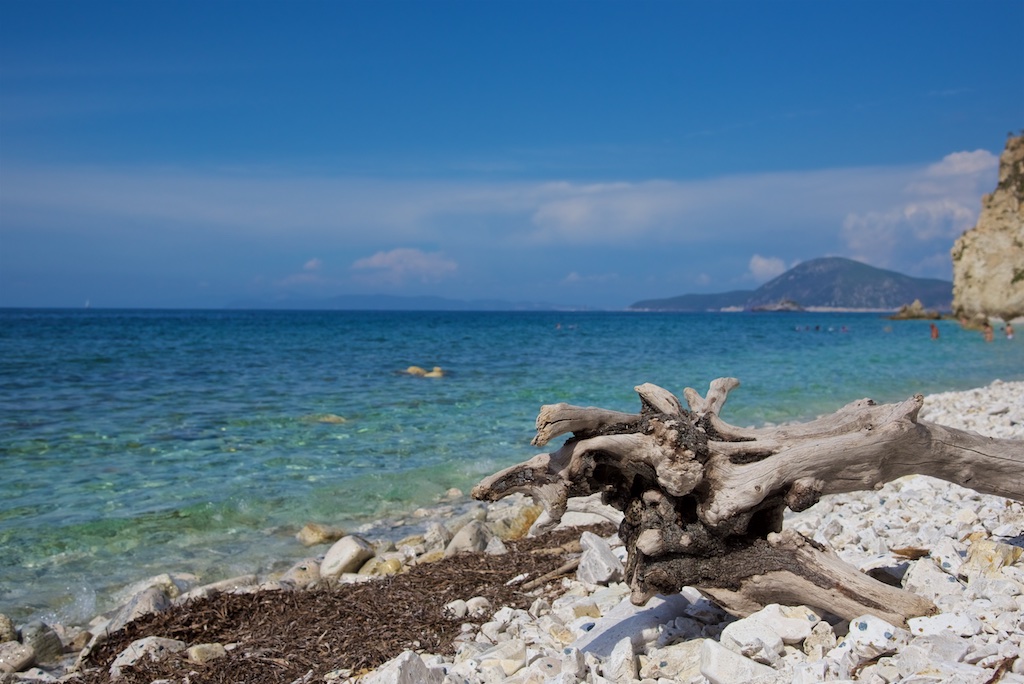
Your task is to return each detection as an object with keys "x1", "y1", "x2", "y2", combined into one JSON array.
[{"x1": 1, "y1": 308, "x2": 1021, "y2": 627}]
